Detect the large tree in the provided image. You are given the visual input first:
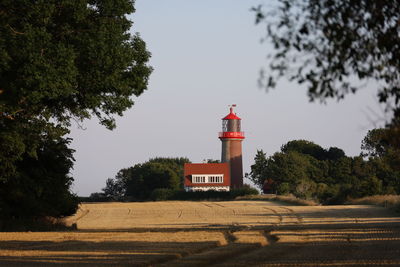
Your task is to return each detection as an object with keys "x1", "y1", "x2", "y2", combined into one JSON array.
[
  {"x1": 1, "y1": 0, "x2": 151, "y2": 129},
  {"x1": 253, "y1": 0, "x2": 400, "y2": 120},
  {"x1": 103, "y1": 157, "x2": 190, "y2": 200},
  {"x1": 0, "y1": 0, "x2": 151, "y2": 217}
]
